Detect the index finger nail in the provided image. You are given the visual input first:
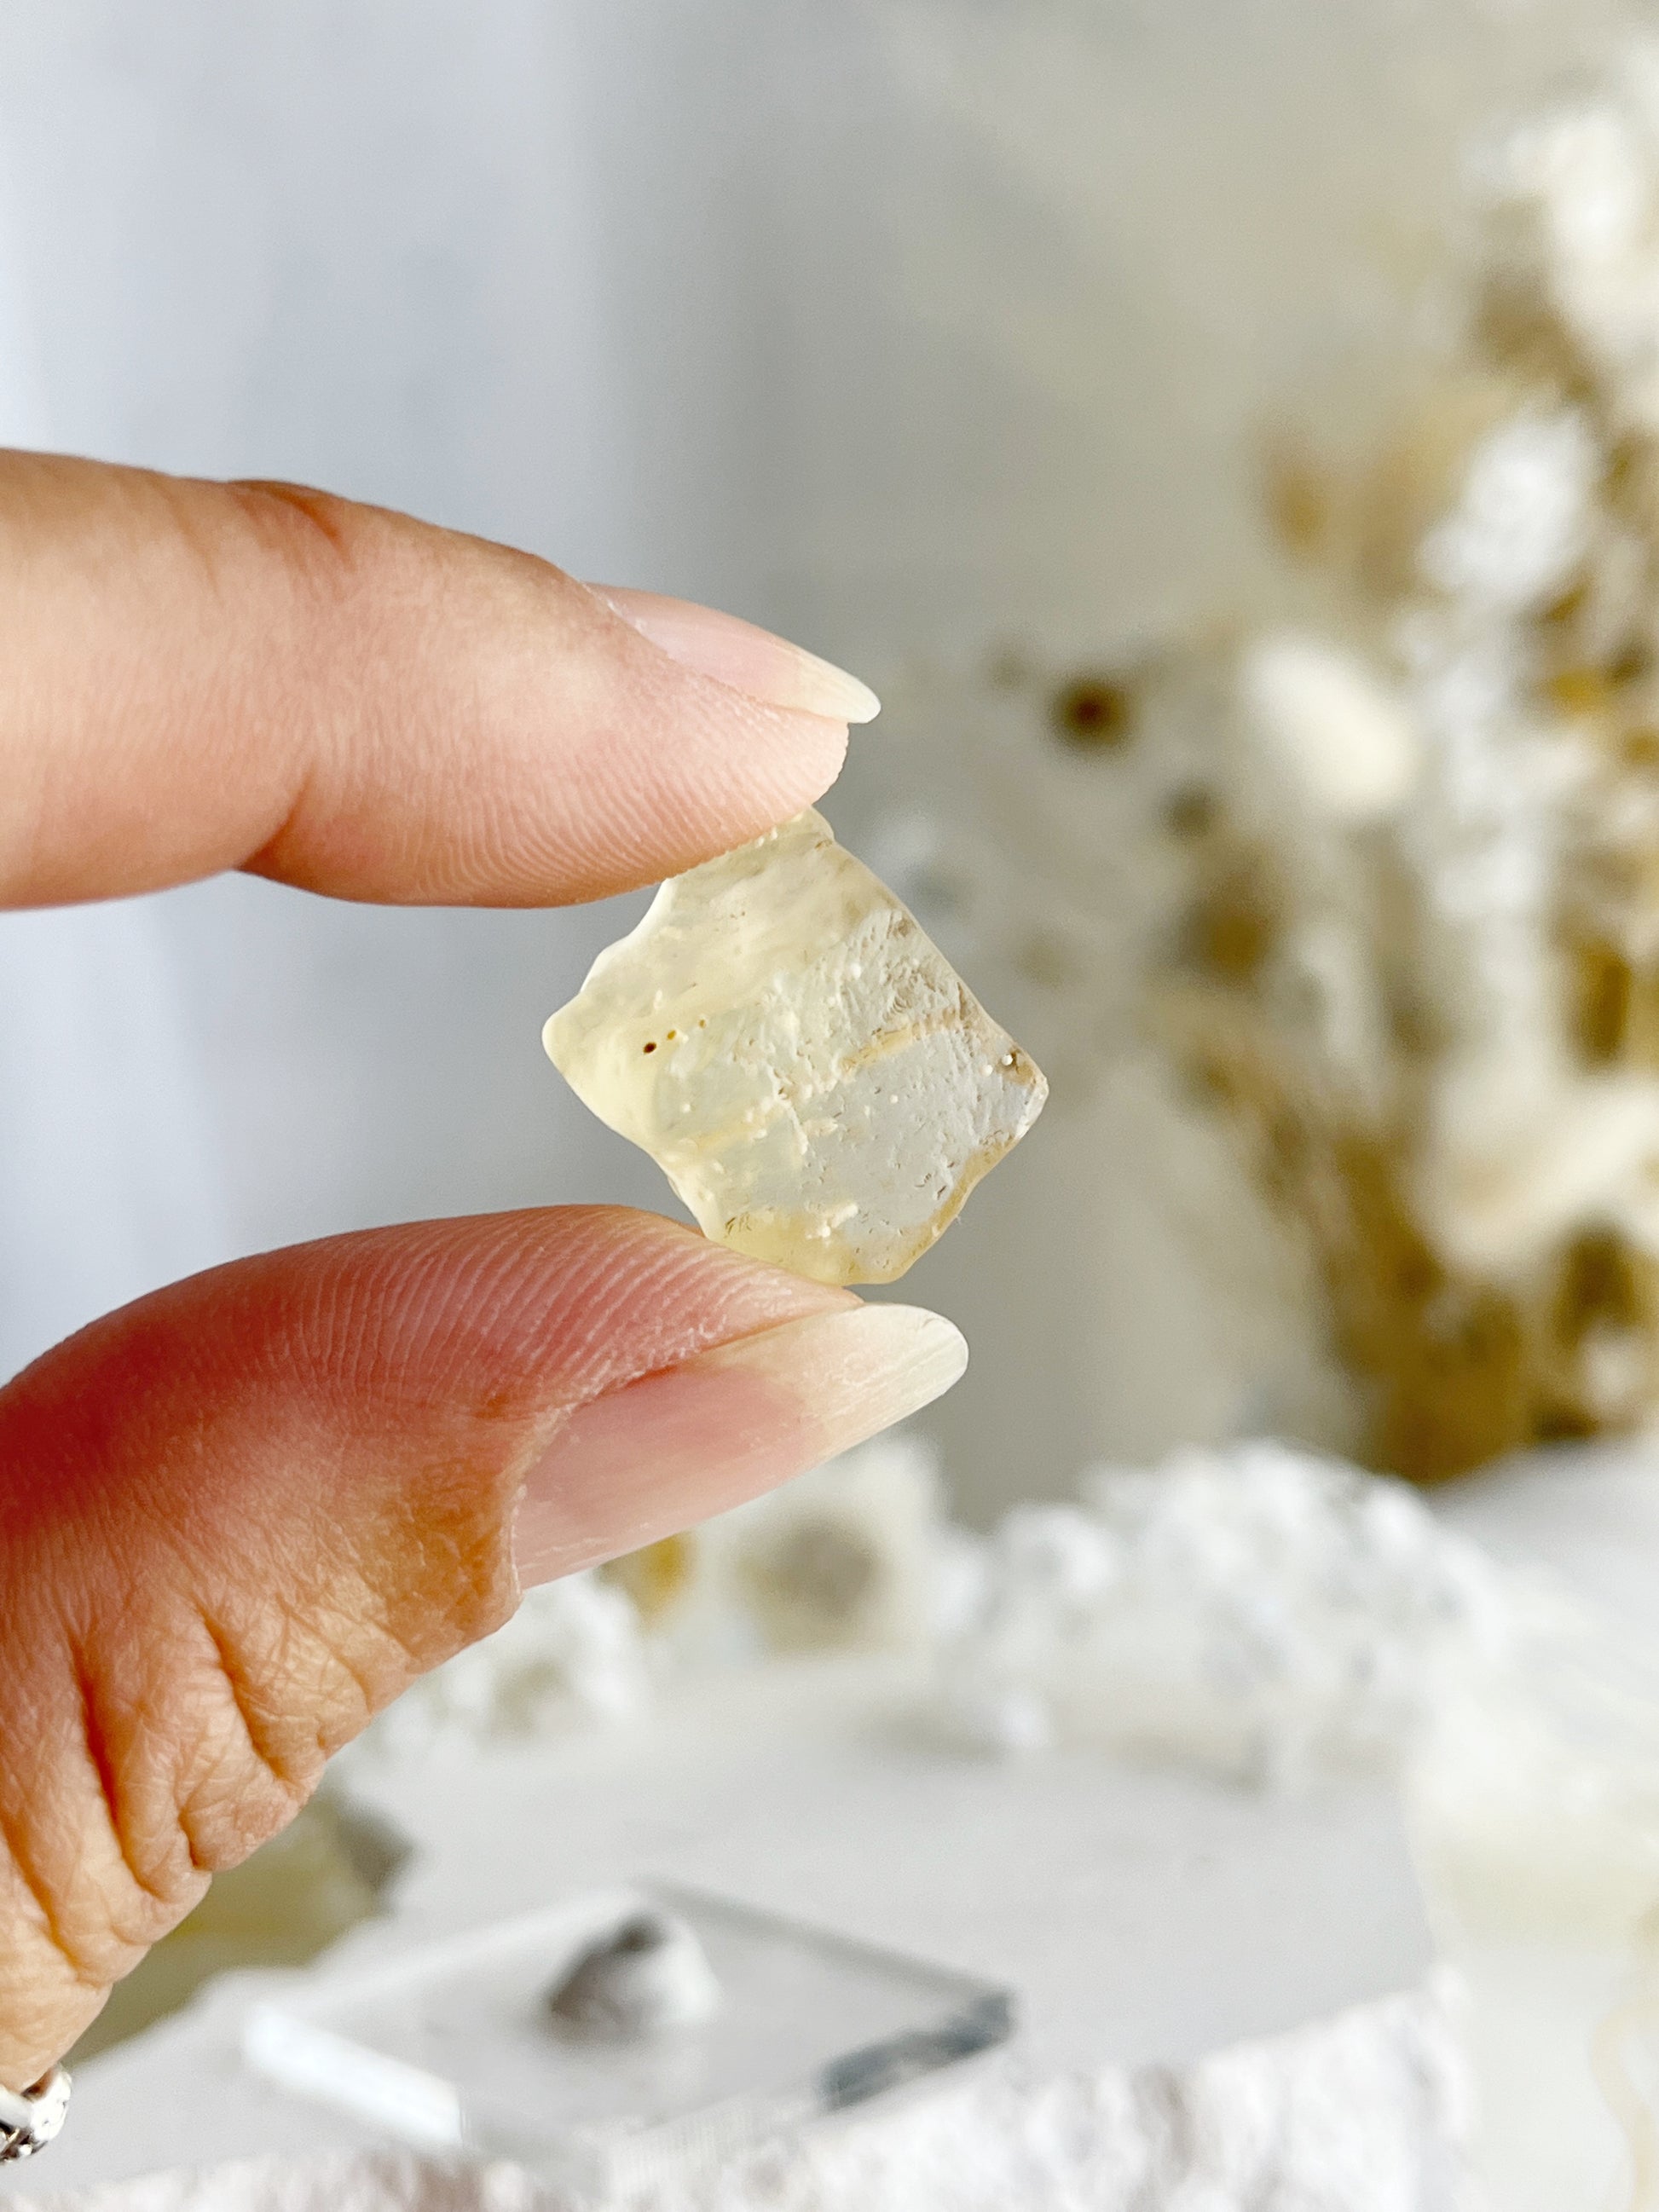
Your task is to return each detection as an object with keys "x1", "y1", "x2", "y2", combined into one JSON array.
[{"x1": 590, "y1": 586, "x2": 882, "y2": 726}]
